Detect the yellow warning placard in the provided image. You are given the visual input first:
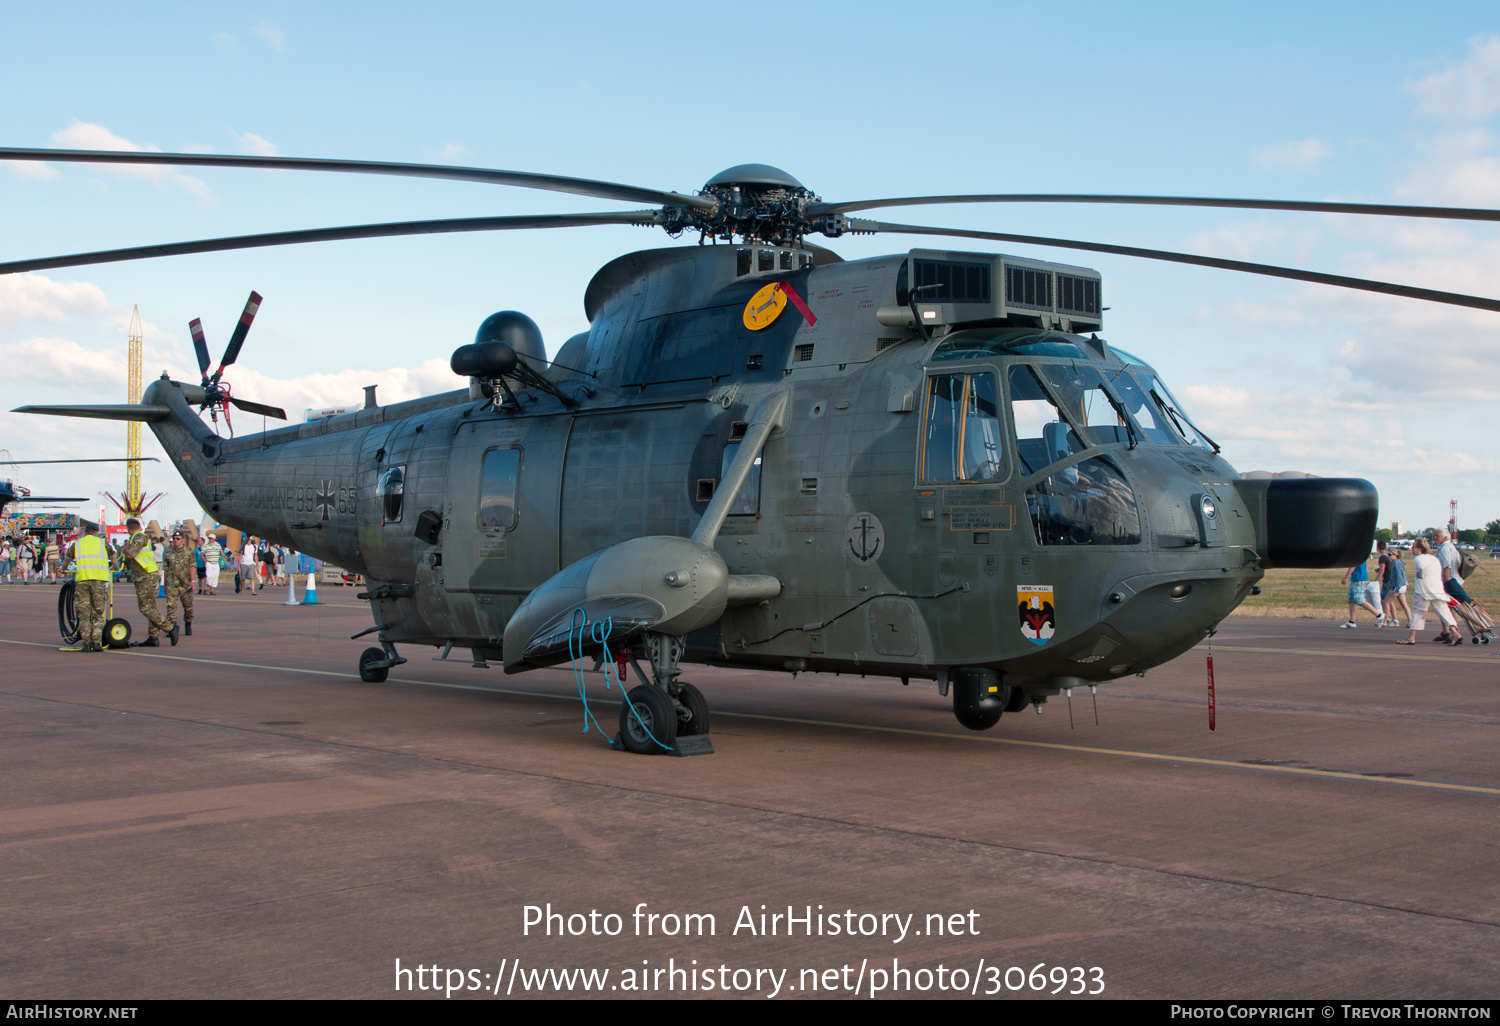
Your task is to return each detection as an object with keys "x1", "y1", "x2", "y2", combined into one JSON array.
[{"x1": 742, "y1": 282, "x2": 787, "y2": 330}]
